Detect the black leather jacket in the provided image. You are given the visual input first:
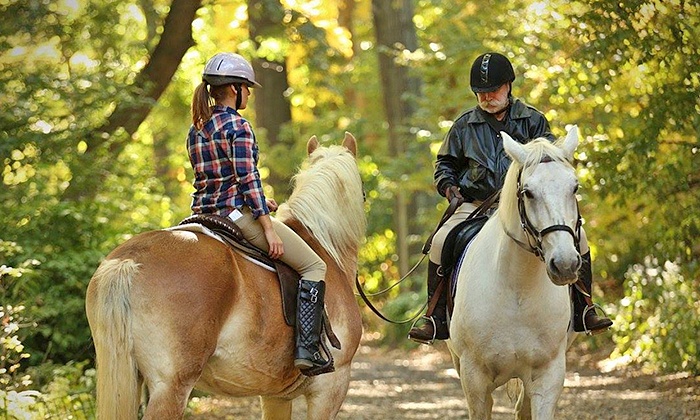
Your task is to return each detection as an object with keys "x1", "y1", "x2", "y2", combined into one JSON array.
[{"x1": 434, "y1": 98, "x2": 554, "y2": 202}]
